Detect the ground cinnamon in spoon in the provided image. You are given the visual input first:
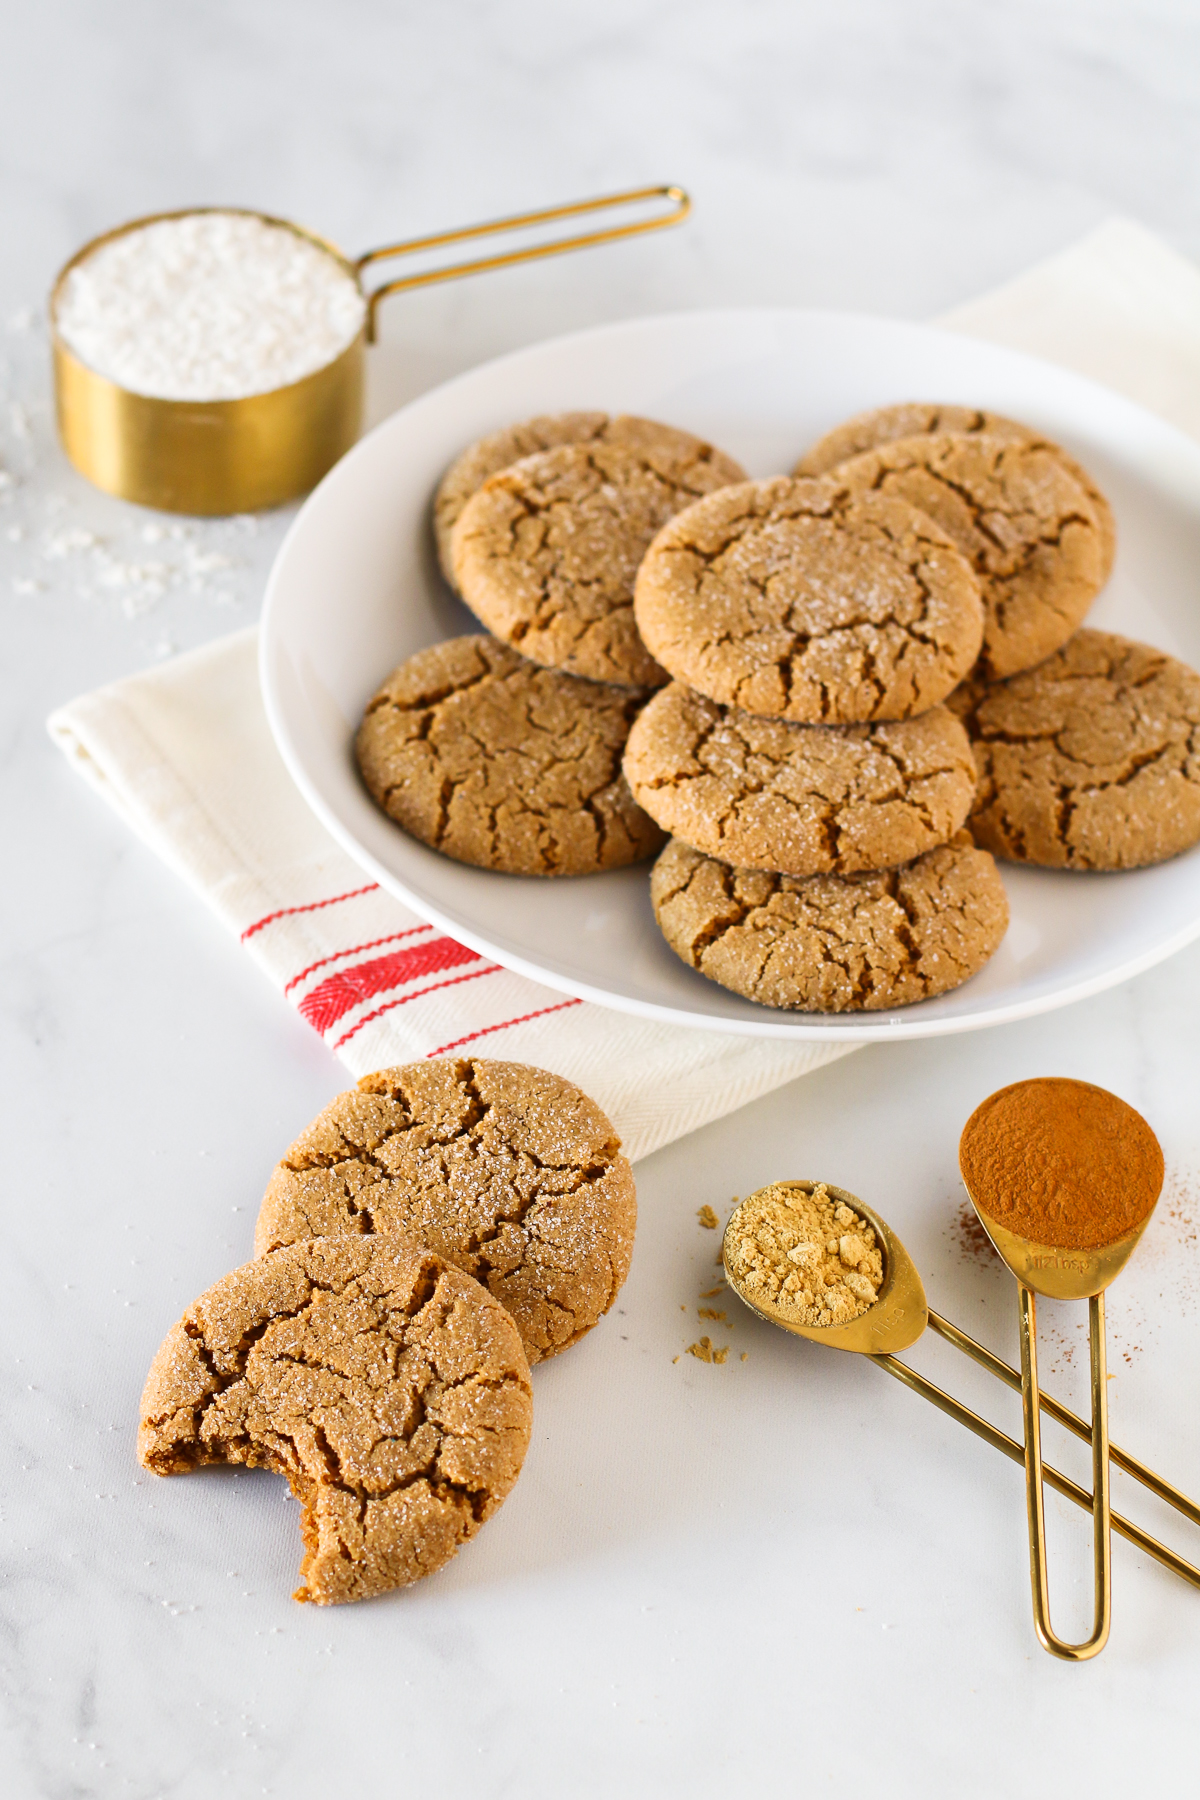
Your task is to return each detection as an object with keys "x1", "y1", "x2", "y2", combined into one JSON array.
[{"x1": 958, "y1": 1078, "x2": 1164, "y2": 1251}]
